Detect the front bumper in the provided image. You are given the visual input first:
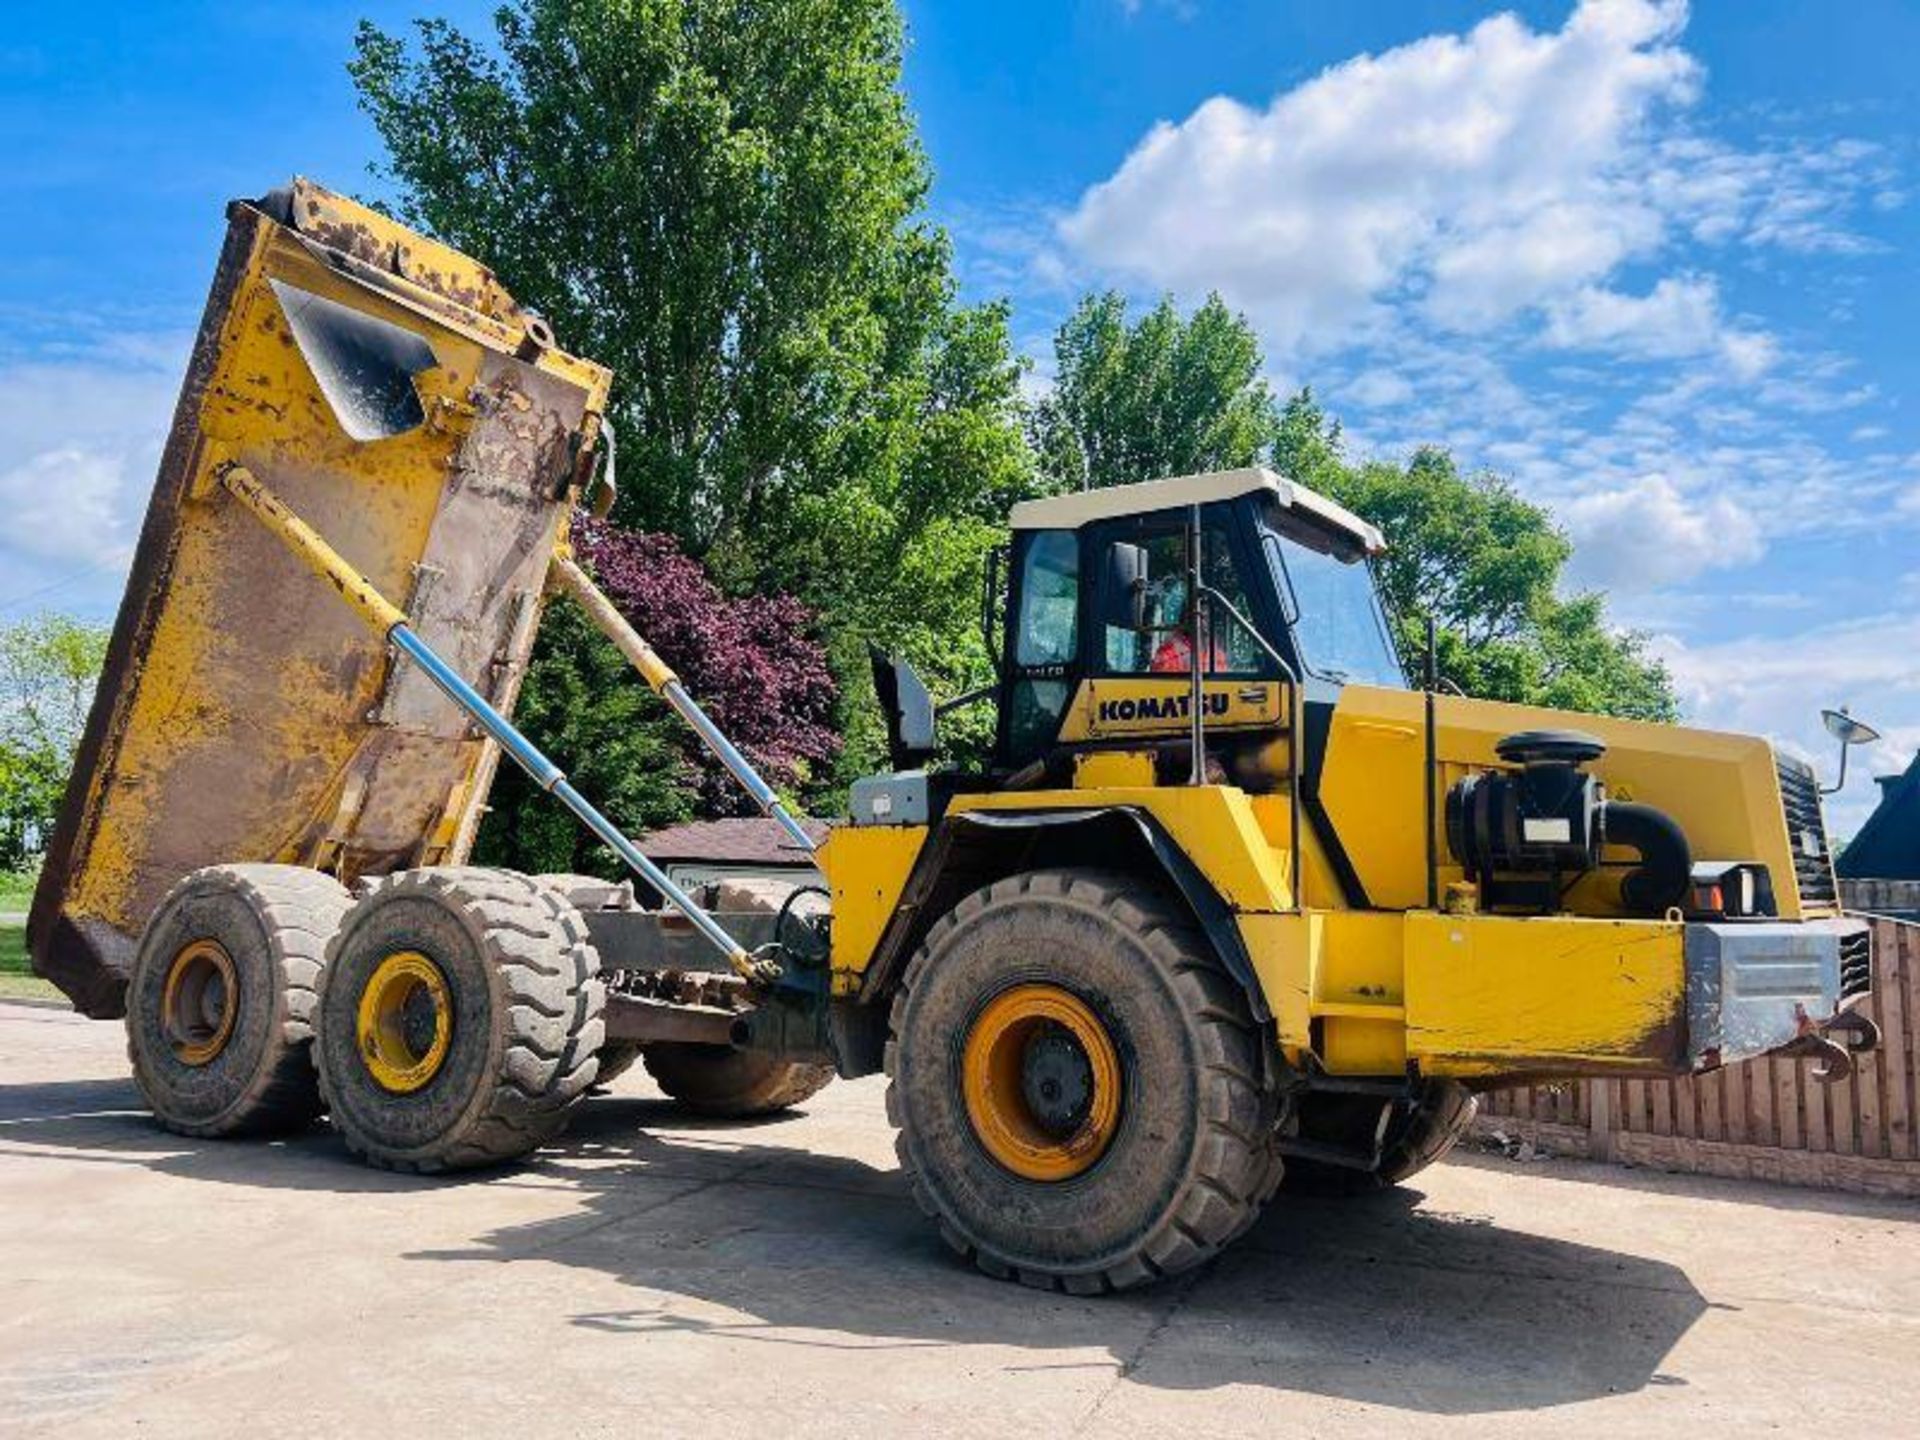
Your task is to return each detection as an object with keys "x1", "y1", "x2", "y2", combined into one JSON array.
[{"x1": 1685, "y1": 916, "x2": 1872, "y2": 1069}]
